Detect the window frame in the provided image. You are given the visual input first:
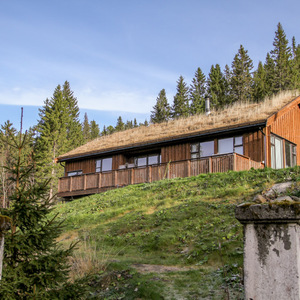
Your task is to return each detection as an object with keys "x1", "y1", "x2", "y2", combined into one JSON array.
[
  {"x1": 134, "y1": 153, "x2": 161, "y2": 167},
  {"x1": 95, "y1": 157, "x2": 113, "y2": 173},
  {"x1": 67, "y1": 170, "x2": 83, "y2": 177}
]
